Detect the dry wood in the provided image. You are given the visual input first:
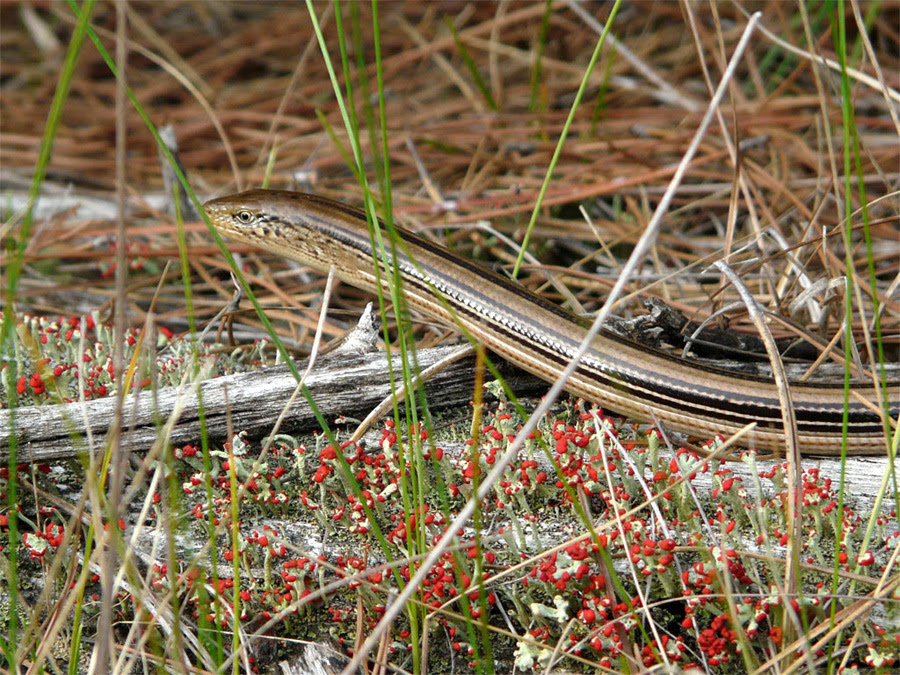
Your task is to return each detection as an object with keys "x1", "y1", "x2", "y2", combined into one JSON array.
[{"x1": 0, "y1": 345, "x2": 546, "y2": 465}]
